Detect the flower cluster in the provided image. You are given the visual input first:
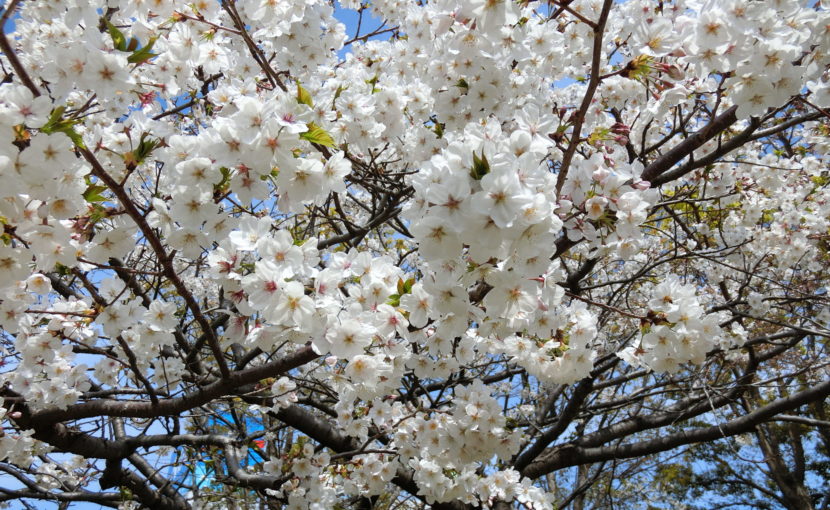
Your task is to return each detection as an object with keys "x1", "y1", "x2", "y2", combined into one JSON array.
[{"x1": 0, "y1": 0, "x2": 828, "y2": 507}]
